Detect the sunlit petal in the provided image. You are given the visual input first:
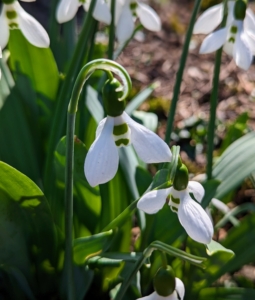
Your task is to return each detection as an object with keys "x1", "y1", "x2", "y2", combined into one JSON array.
[
  {"x1": 137, "y1": 290, "x2": 181, "y2": 300},
  {"x1": 136, "y1": 3, "x2": 161, "y2": 32},
  {"x1": 178, "y1": 192, "x2": 213, "y2": 244},
  {"x1": 199, "y1": 28, "x2": 227, "y2": 54},
  {"x1": 56, "y1": 0, "x2": 80, "y2": 23},
  {"x1": 116, "y1": 5, "x2": 134, "y2": 42},
  {"x1": 84, "y1": 117, "x2": 119, "y2": 186},
  {"x1": 188, "y1": 181, "x2": 204, "y2": 203},
  {"x1": 223, "y1": 40, "x2": 234, "y2": 56},
  {"x1": 233, "y1": 30, "x2": 253, "y2": 70},
  {"x1": 15, "y1": 2, "x2": 50, "y2": 47},
  {"x1": 137, "y1": 188, "x2": 170, "y2": 214},
  {"x1": 193, "y1": 3, "x2": 223, "y2": 34},
  {"x1": 175, "y1": 278, "x2": 185, "y2": 300},
  {"x1": 123, "y1": 112, "x2": 172, "y2": 163},
  {"x1": 0, "y1": 8, "x2": 10, "y2": 49},
  {"x1": 244, "y1": 8, "x2": 255, "y2": 34},
  {"x1": 96, "y1": 117, "x2": 107, "y2": 138},
  {"x1": 93, "y1": 0, "x2": 111, "y2": 24}
]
